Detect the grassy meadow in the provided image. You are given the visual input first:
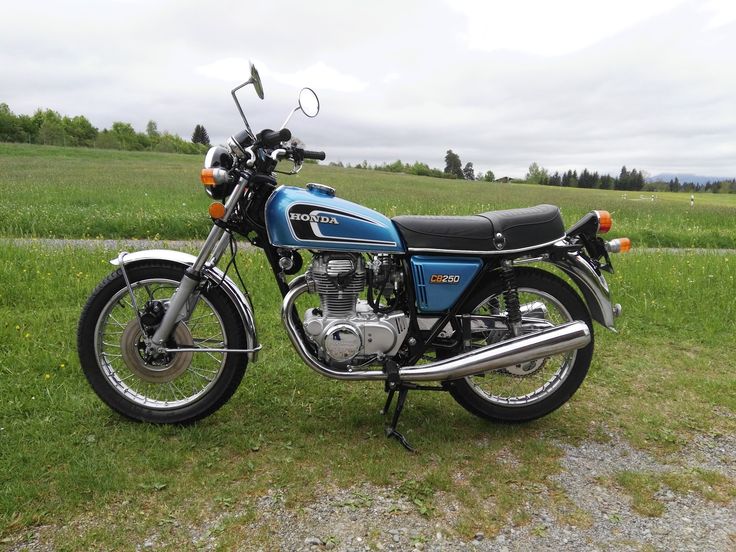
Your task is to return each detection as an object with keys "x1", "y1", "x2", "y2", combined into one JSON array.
[
  {"x1": 0, "y1": 144, "x2": 734, "y2": 548},
  {"x1": 1, "y1": 142, "x2": 735, "y2": 248}
]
